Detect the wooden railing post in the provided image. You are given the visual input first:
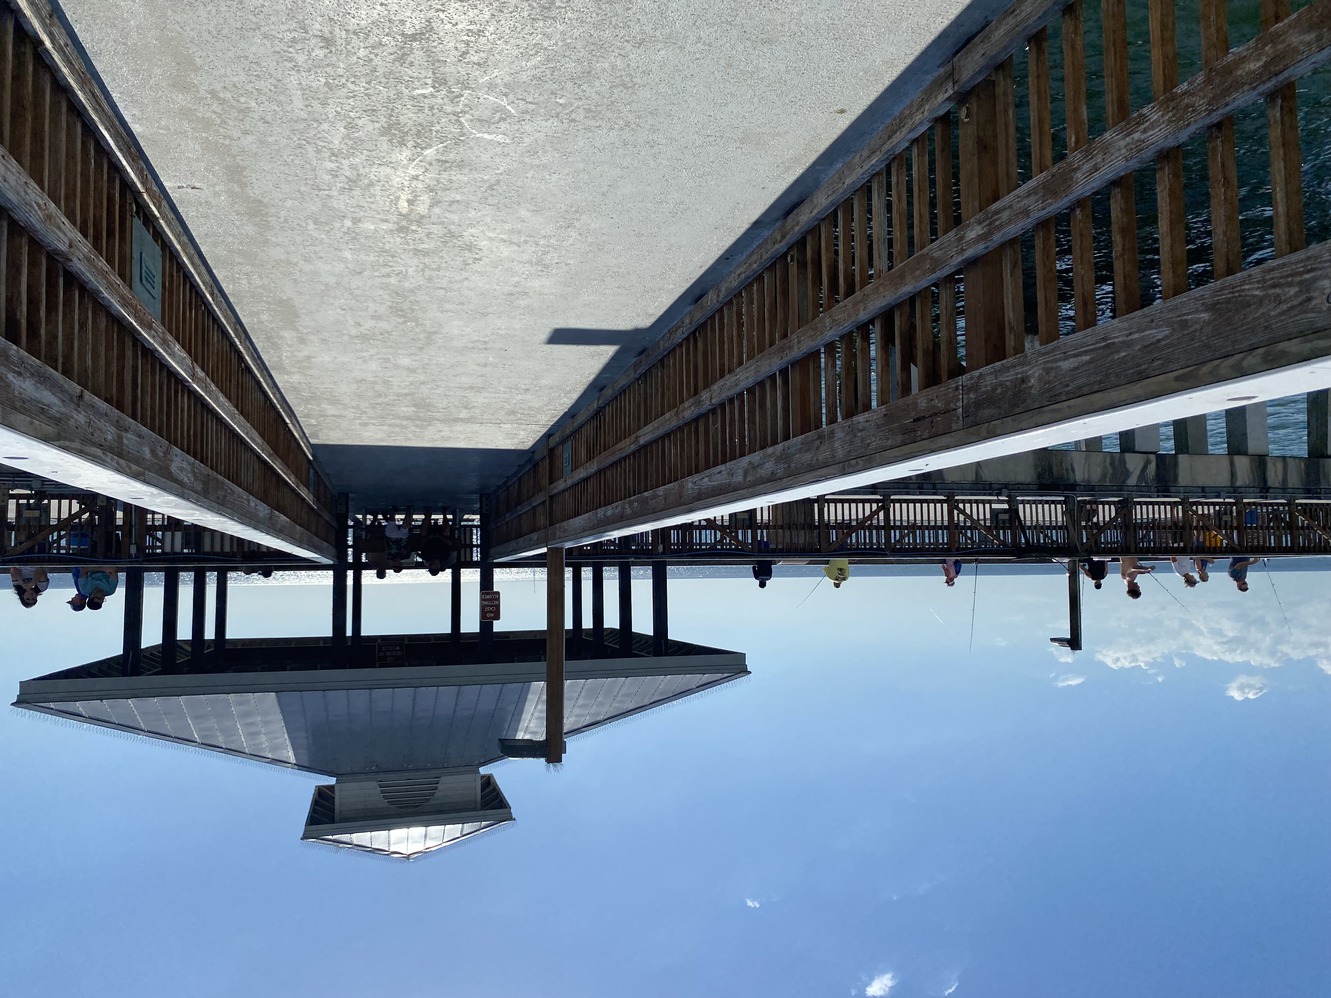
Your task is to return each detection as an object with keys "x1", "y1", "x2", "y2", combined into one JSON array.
[{"x1": 958, "y1": 69, "x2": 1016, "y2": 370}]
